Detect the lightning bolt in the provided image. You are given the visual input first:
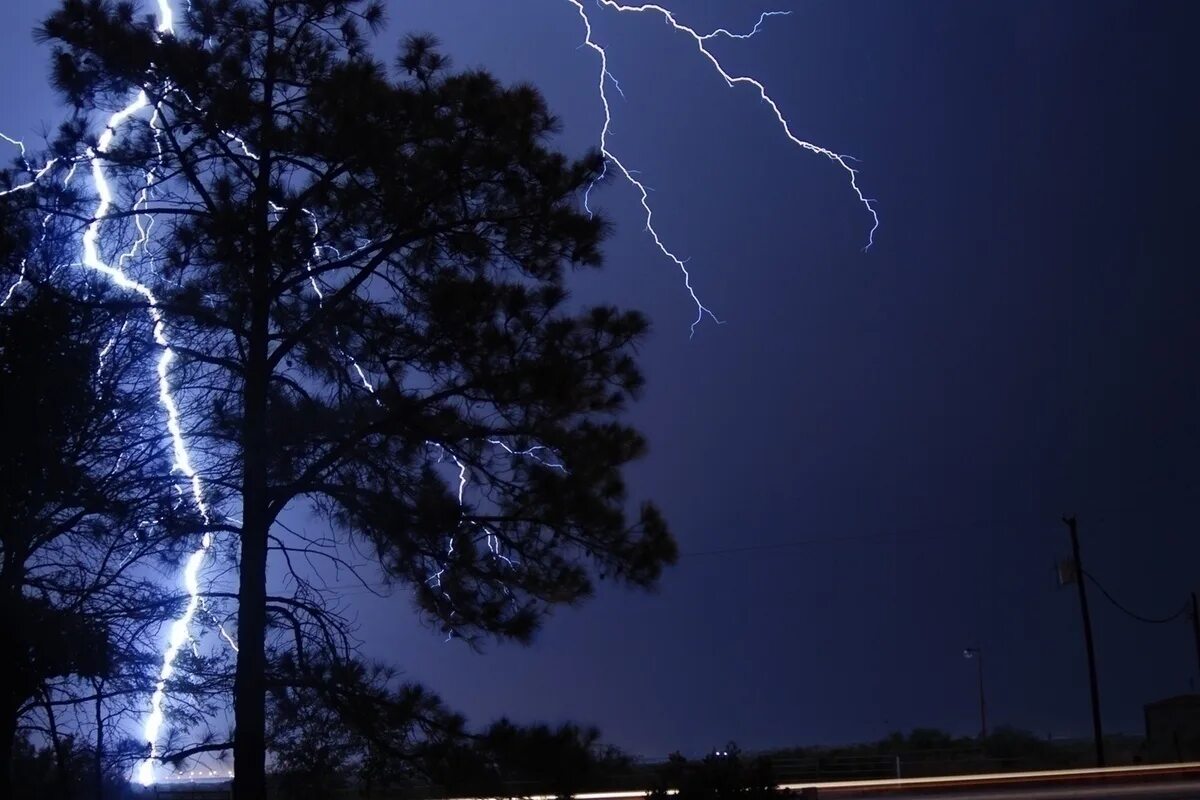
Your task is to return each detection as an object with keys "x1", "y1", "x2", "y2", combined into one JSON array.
[
  {"x1": 29, "y1": 1, "x2": 223, "y2": 786},
  {"x1": 0, "y1": 13, "x2": 216, "y2": 782},
  {"x1": 567, "y1": 1, "x2": 878, "y2": 335}
]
